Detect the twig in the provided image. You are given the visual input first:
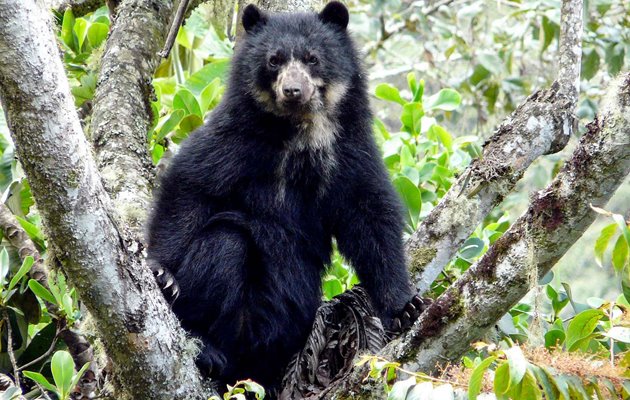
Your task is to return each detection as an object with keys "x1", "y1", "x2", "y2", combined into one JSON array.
[
  {"x1": 18, "y1": 323, "x2": 61, "y2": 372},
  {"x1": 158, "y1": 0, "x2": 190, "y2": 58},
  {"x1": 33, "y1": 381, "x2": 54, "y2": 400},
  {"x1": 3, "y1": 310, "x2": 20, "y2": 387}
]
